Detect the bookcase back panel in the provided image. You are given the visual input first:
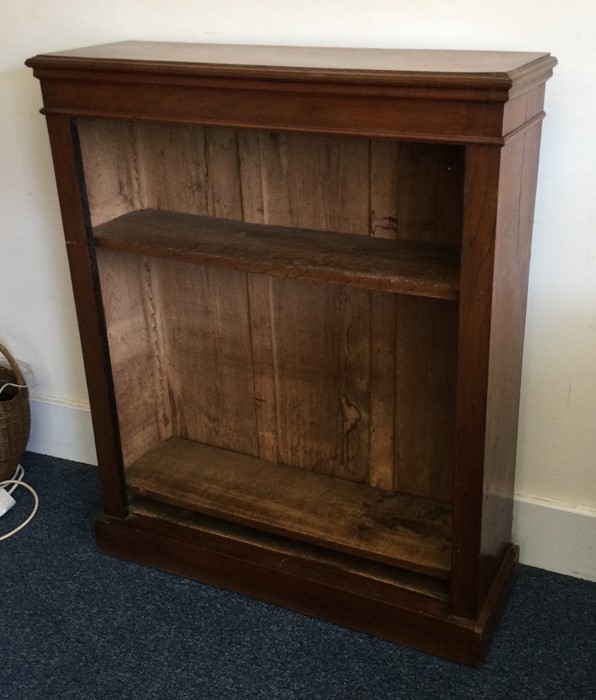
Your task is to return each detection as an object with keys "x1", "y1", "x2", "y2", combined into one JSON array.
[
  {"x1": 96, "y1": 249, "x2": 456, "y2": 502},
  {"x1": 82, "y1": 119, "x2": 461, "y2": 500},
  {"x1": 257, "y1": 276, "x2": 372, "y2": 481},
  {"x1": 394, "y1": 296, "x2": 458, "y2": 501},
  {"x1": 77, "y1": 119, "x2": 465, "y2": 242}
]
